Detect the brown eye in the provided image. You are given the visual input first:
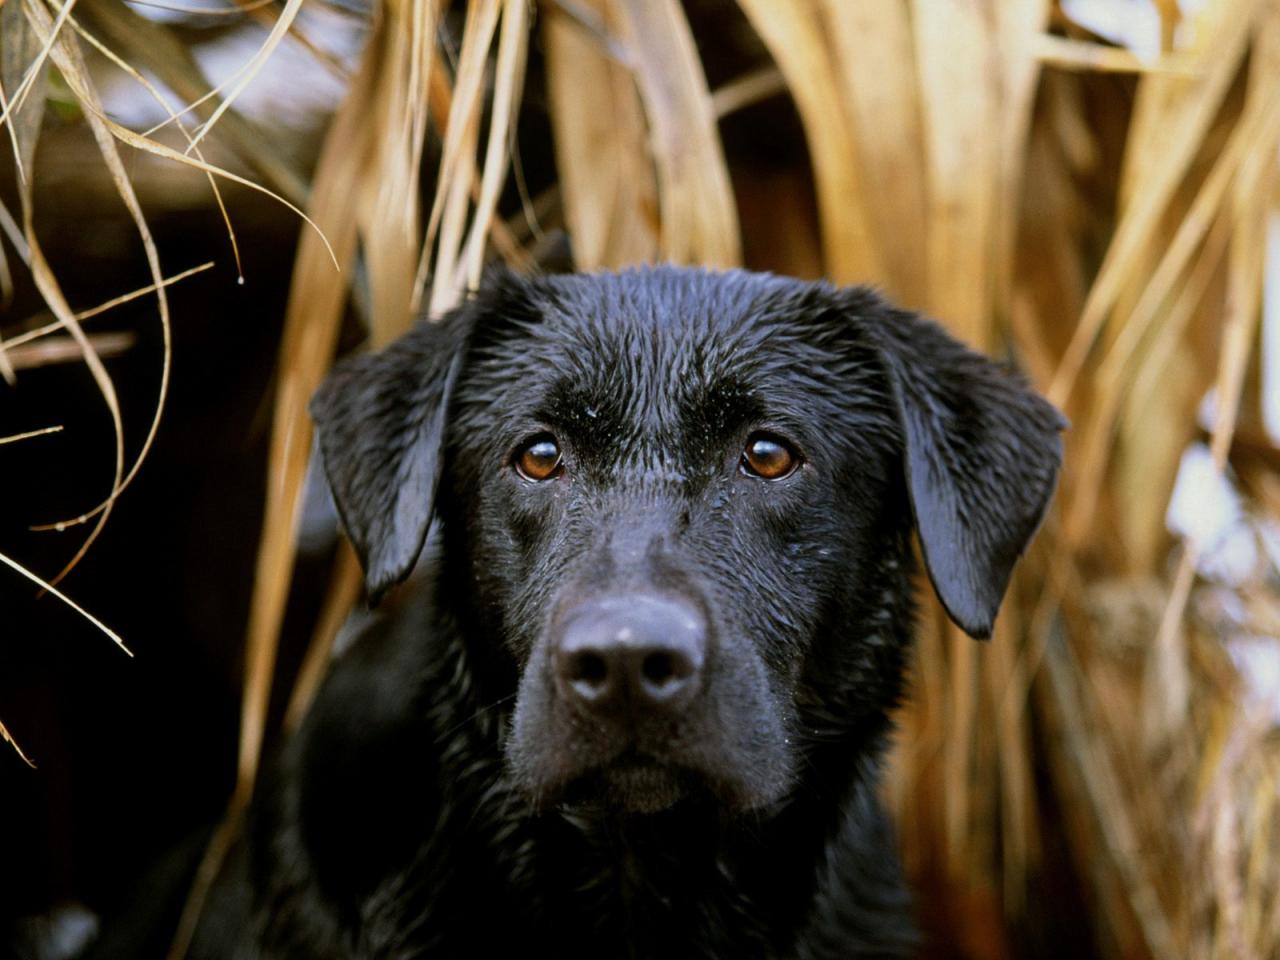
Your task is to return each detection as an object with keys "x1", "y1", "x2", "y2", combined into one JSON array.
[
  {"x1": 515, "y1": 436, "x2": 563, "y2": 481},
  {"x1": 741, "y1": 434, "x2": 799, "y2": 480}
]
